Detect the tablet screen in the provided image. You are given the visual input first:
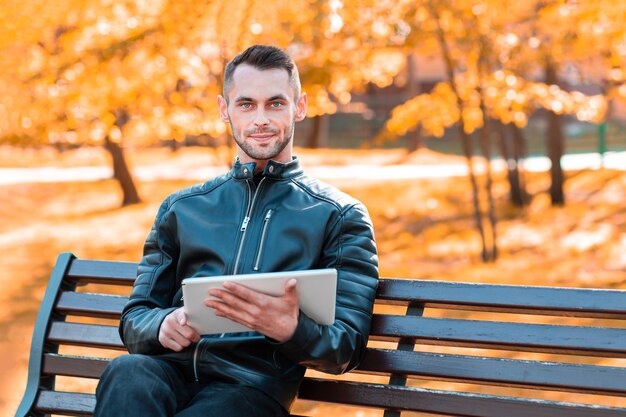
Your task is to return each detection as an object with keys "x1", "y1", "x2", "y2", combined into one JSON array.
[{"x1": 181, "y1": 269, "x2": 337, "y2": 335}]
